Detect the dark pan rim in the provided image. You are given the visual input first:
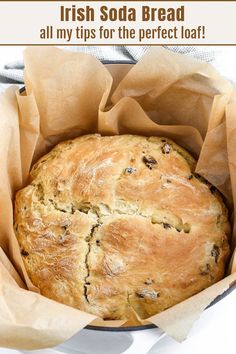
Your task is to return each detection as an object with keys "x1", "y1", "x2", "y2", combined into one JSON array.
[{"x1": 85, "y1": 282, "x2": 236, "y2": 331}]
